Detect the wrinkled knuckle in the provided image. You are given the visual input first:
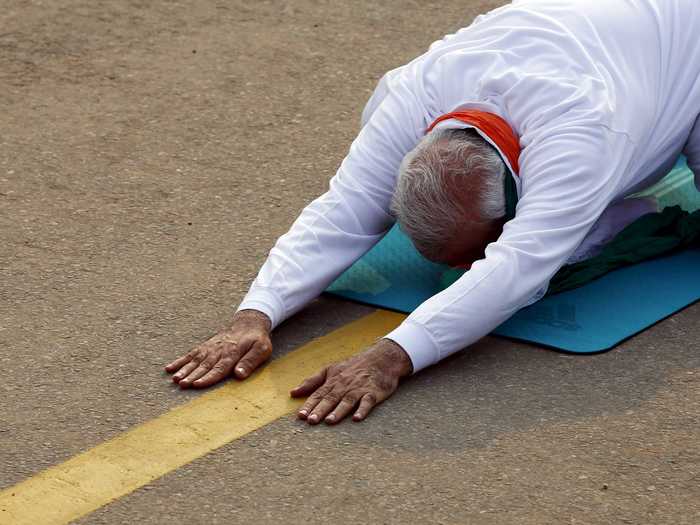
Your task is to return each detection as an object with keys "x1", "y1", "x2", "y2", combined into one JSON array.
[
  {"x1": 222, "y1": 346, "x2": 239, "y2": 360},
  {"x1": 364, "y1": 393, "x2": 378, "y2": 404},
  {"x1": 305, "y1": 393, "x2": 319, "y2": 405},
  {"x1": 317, "y1": 386, "x2": 333, "y2": 399},
  {"x1": 324, "y1": 391, "x2": 342, "y2": 404},
  {"x1": 310, "y1": 389, "x2": 327, "y2": 402},
  {"x1": 212, "y1": 361, "x2": 228, "y2": 372},
  {"x1": 343, "y1": 393, "x2": 360, "y2": 405},
  {"x1": 224, "y1": 338, "x2": 240, "y2": 350},
  {"x1": 340, "y1": 374, "x2": 355, "y2": 385},
  {"x1": 218, "y1": 341, "x2": 237, "y2": 351},
  {"x1": 218, "y1": 354, "x2": 234, "y2": 365},
  {"x1": 308, "y1": 392, "x2": 323, "y2": 403}
]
